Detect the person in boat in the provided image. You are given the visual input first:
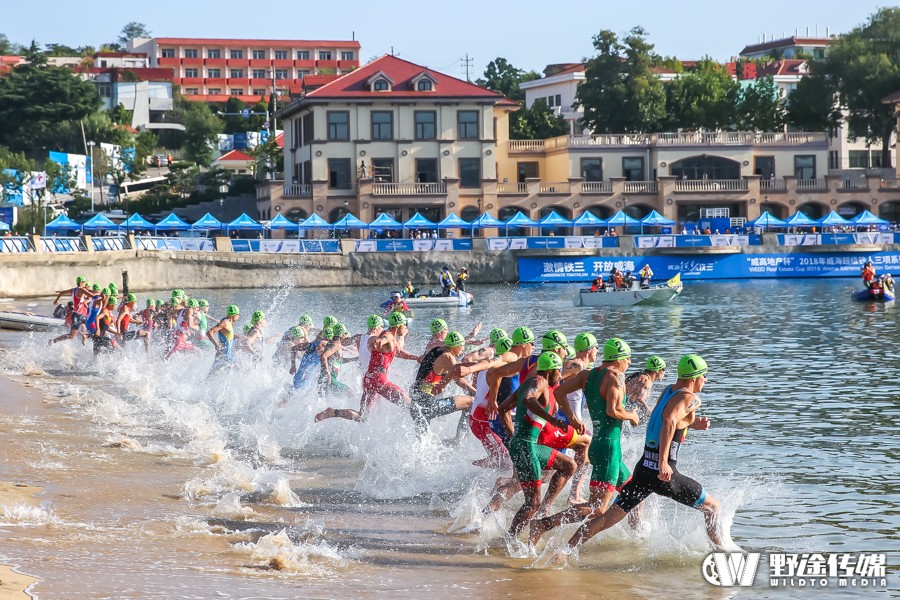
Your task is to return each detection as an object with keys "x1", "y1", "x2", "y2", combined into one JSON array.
[
  {"x1": 639, "y1": 264, "x2": 654, "y2": 288},
  {"x1": 861, "y1": 261, "x2": 876, "y2": 289},
  {"x1": 590, "y1": 276, "x2": 606, "y2": 292},
  {"x1": 622, "y1": 271, "x2": 636, "y2": 288},
  {"x1": 611, "y1": 268, "x2": 624, "y2": 289},
  {"x1": 440, "y1": 266, "x2": 454, "y2": 297},
  {"x1": 402, "y1": 281, "x2": 416, "y2": 298},
  {"x1": 384, "y1": 292, "x2": 413, "y2": 317},
  {"x1": 455, "y1": 267, "x2": 469, "y2": 293},
  {"x1": 883, "y1": 273, "x2": 895, "y2": 294}
]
